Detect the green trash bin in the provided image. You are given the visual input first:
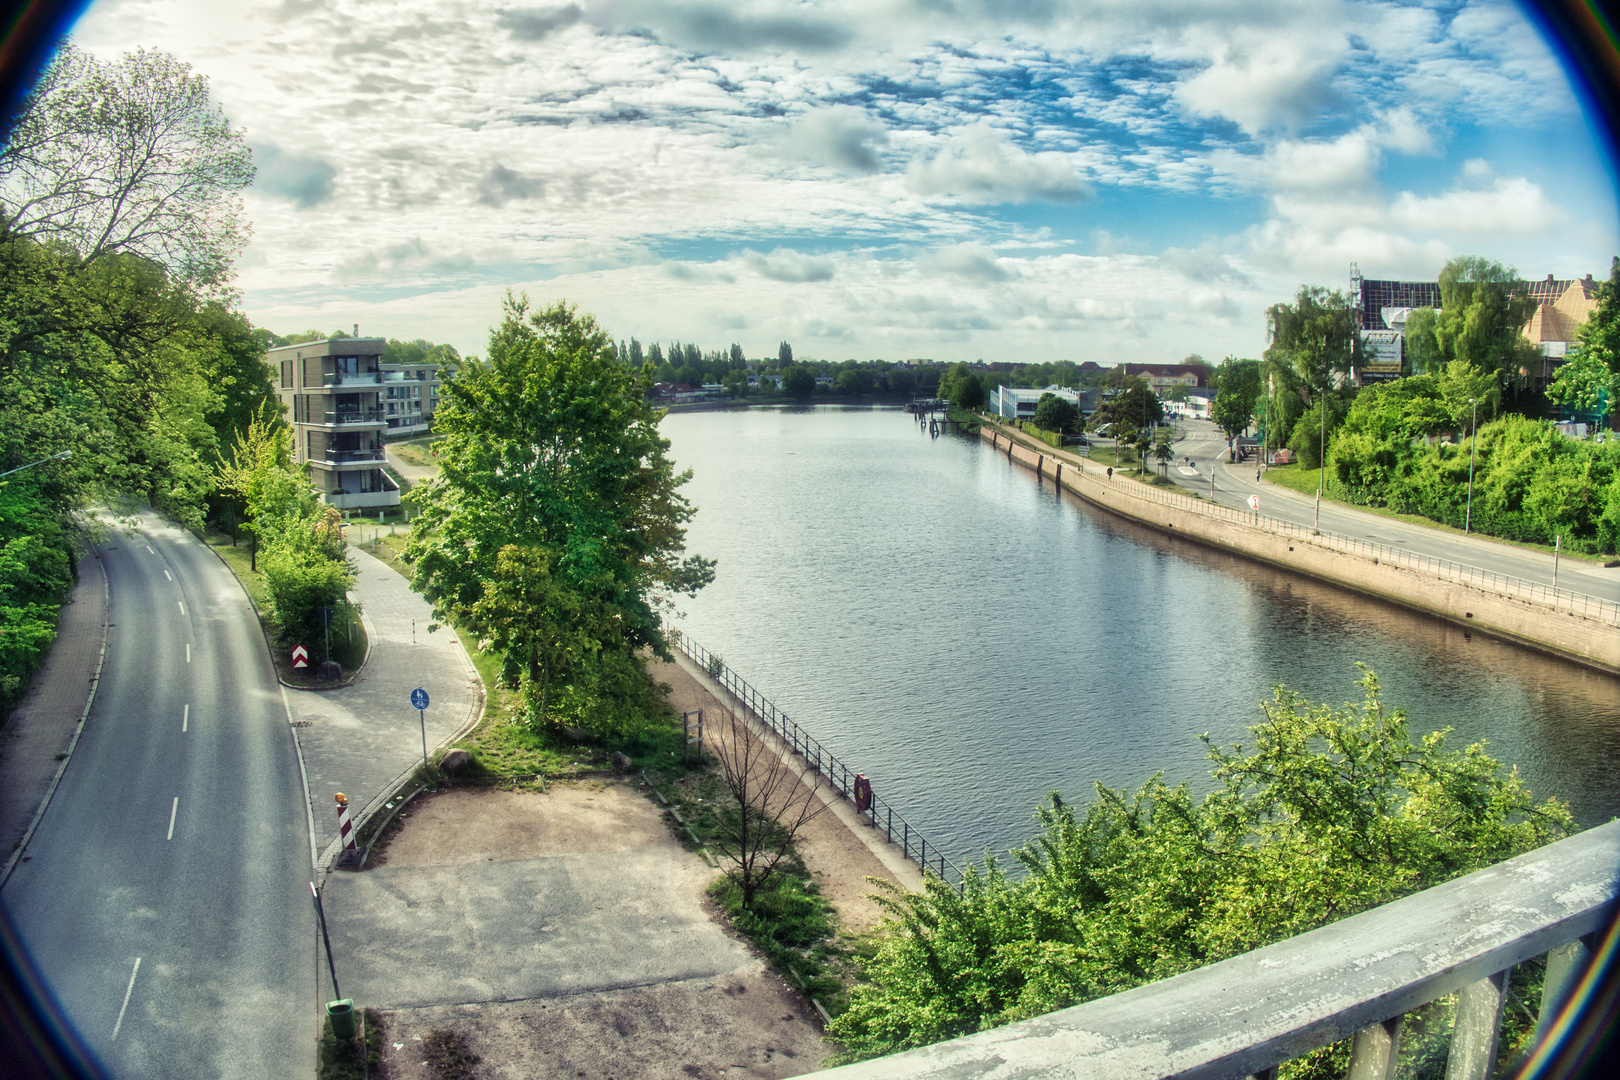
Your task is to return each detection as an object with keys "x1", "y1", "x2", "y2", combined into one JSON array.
[{"x1": 327, "y1": 998, "x2": 356, "y2": 1041}]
